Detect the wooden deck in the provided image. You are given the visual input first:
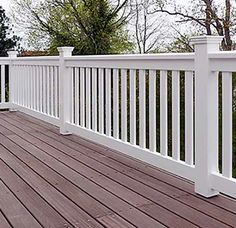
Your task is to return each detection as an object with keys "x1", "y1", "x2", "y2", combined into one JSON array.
[{"x1": 0, "y1": 112, "x2": 236, "y2": 228}]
